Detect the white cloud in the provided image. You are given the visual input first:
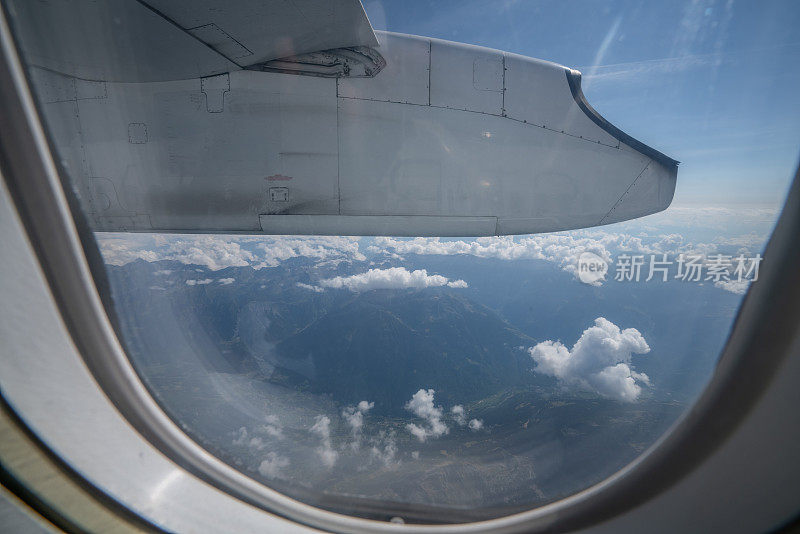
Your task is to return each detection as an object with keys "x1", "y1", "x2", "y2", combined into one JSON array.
[
  {"x1": 619, "y1": 205, "x2": 777, "y2": 233},
  {"x1": 342, "y1": 401, "x2": 374, "y2": 450},
  {"x1": 97, "y1": 207, "x2": 772, "y2": 297},
  {"x1": 261, "y1": 415, "x2": 284, "y2": 440},
  {"x1": 218, "y1": 277, "x2": 235, "y2": 285},
  {"x1": 232, "y1": 426, "x2": 248, "y2": 446},
  {"x1": 368, "y1": 230, "x2": 763, "y2": 291},
  {"x1": 234, "y1": 420, "x2": 284, "y2": 447},
  {"x1": 529, "y1": 318, "x2": 651, "y2": 402},
  {"x1": 97, "y1": 234, "x2": 366, "y2": 271},
  {"x1": 468, "y1": 419, "x2": 484, "y2": 431},
  {"x1": 319, "y1": 267, "x2": 467, "y2": 292},
  {"x1": 368, "y1": 235, "x2": 634, "y2": 285},
  {"x1": 405, "y1": 389, "x2": 449, "y2": 442},
  {"x1": 715, "y1": 279, "x2": 750, "y2": 294},
  {"x1": 186, "y1": 278, "x2": 212, "y2": 286},
  {"x1": 317, "y1": 446, "x2": 338, "y2": 469},
  {"x1": 255, "y1": 237, "x2": 366, "y2": 268},
  {"x1": 713, "y1": 232, "x2": 767, "y2": 250},
  {"x1": 157, "y1": 236, "x2": 256, "y2": 270},
  {"x1": 310, "y1": 415, "x2": 338, "y2": 468},
  {"x1": 296, "y1": 282, "x2": 324, "y2": 293},
  {"x1": 248, "y1": 437, "x2": 266, "y2": 450},
  {"x1": 451, "y1": 405, "x2": 466, "y2": 426},
  {"x1": 258, "y1": 452, "x2": 290, "y2": 479},
  {"x1": 405, "y1": 424, "x2": 427, "y2": 442},
  {"x1": 369, "y1": 431, "x2": 399, "y2": 468}
]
